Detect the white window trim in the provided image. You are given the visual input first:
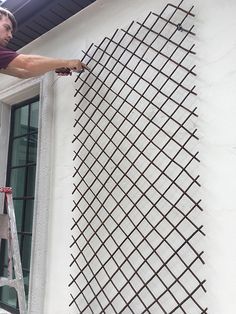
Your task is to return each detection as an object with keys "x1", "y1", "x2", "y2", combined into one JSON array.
[
  {"x1": 0, "y1": 73, "x2": 55, "y2": 314},
  {"x1": 0, "y1": 77, "x2": 41, "y2": 105}
]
